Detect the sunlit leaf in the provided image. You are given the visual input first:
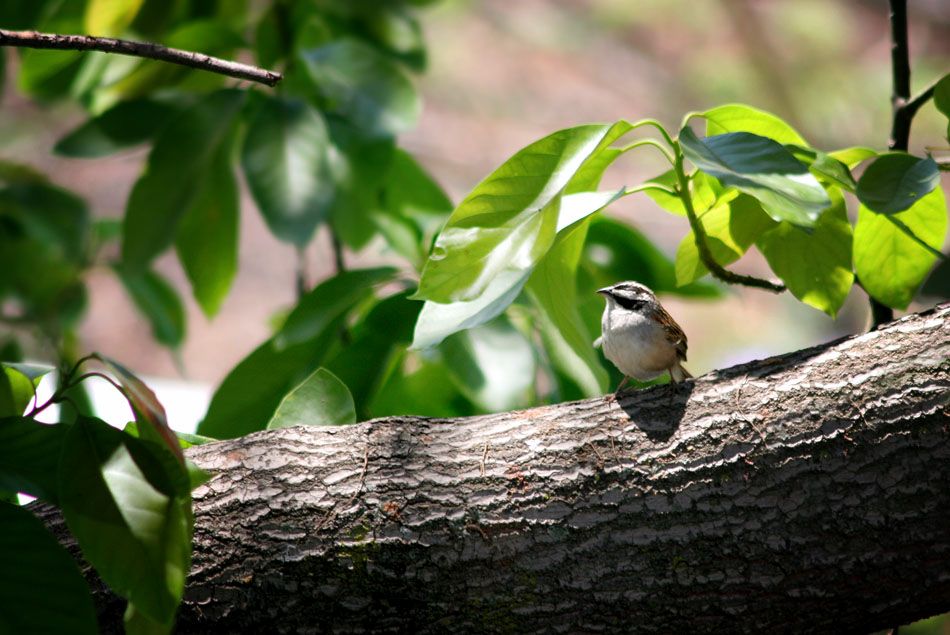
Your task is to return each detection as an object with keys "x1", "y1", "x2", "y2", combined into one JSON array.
[
  {"x1": 827, "y1": 146, "x2": 877, "y2": 169},
  {"x1": 0, "y1": 503, "x2": 98, "y2": 635},
  {"x1": 756, "y1": 189, "x2": 854, "y2": 316},
  {"x1": 702, "y1": 104, "x2": 806, "y2": 145},
  {"x1": 415, "y1": 122, "x2": 630, "y2": 305},
  {"x1": 679, "y1": 127, "x2": 829, "y2": 228},
  {"x1": 854, "y1": 187, "x2": 947, "y2": 309},
  {"x1": 675, "y1": 195, "x2": 778, "y2": 286},
  {"x1": 241, "y1": 97, "x2": 333, "y2": 246},
  {"x1": 856, "y1": 154, "x2": 940, "y2": 215},
  {"x1": 267, "y1": 368, "x2": 356, "y2": 429},
  {"x1": 84, "y1": 0, "x2": 144, "y2": 36},
  {"x1": 786, "y1": 145, "x2": 856, "y2": 192}
]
